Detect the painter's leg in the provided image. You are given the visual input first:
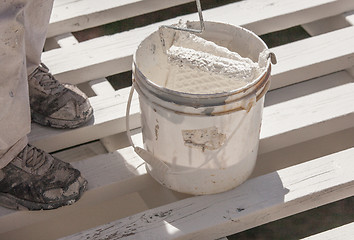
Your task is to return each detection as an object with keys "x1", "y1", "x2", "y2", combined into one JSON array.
[
  {"x1": 25, "y1": 0, "x2": 54, "y2": 75},
  {"x1": 0, "y1": 1, "x2": 88, "y2": 210},
  {"x1": 25, "y1": 0, "x2": 93, "y2": 129},
  {"x1": 0, "y1": 1, "x2": 30, "y2": 169}
]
